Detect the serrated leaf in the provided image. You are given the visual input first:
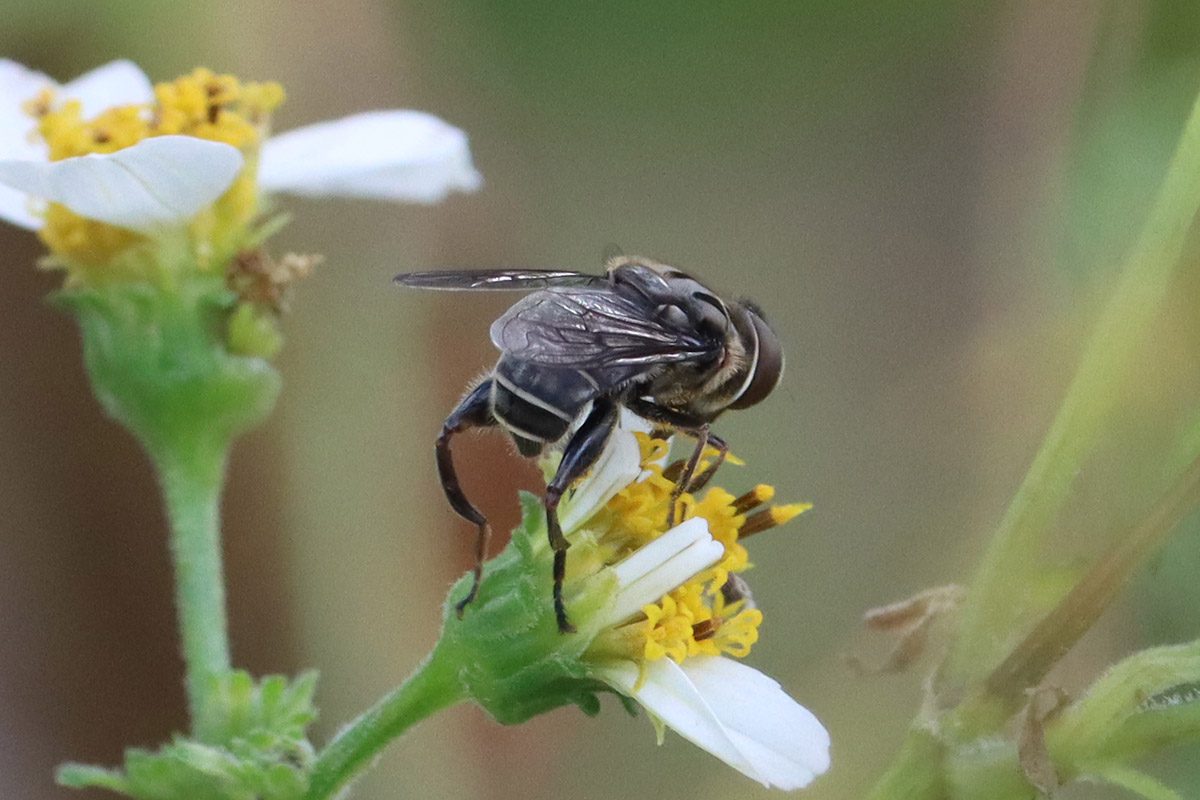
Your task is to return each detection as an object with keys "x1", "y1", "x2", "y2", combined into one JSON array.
[
  {"x1": 60, "y1": 672, "x2": 318, "y2": 800},
  {"x1": 56, "y1": 763, "x2": 130, "y2": 792}
]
